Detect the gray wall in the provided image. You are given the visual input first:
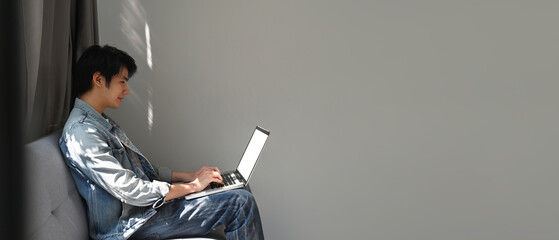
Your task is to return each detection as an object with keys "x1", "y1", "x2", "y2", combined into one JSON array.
[{"x1": 98, "y1": 1, "x2": 559, "y2": 239}]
